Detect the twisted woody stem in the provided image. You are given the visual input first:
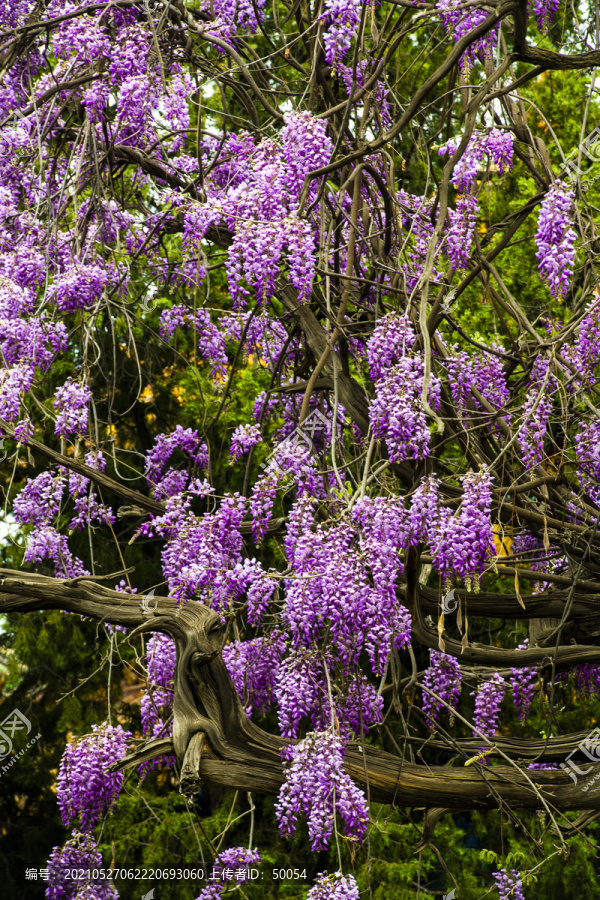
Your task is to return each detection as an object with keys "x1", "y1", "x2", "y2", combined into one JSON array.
[{"x1": 2, "y1": 567, "x2": 600, "y2": 811}]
